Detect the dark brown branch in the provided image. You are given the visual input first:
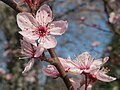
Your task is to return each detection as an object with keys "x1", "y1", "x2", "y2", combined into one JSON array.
[
  {"x1": 1, "y1": 0, "x2": 24, "y2": 12},
  {"x1": 48, "y1": 48, "x2": 74, "y2": 90}
]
